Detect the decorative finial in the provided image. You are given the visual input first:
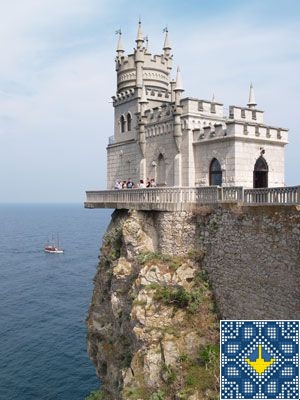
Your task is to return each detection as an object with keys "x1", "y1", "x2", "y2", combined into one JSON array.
[
  {"x1": 163, "y1": 26, "x2": 171, "y2": 51},
  {"x1": 115, "y1": 29, "x2": 124, "y2": 53},
  {"x1": 247, "y1": 82, "x2": 257, "y2": 109},
  {"x1": 212, "y1": 93, "x2": 216, "y2": 103},
  {"x1": 136, "y1": 19, "x2": 144, "y2": 44},
  {"x1": 175, "y1": 67, "x2": 184, "y2": 91}
]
